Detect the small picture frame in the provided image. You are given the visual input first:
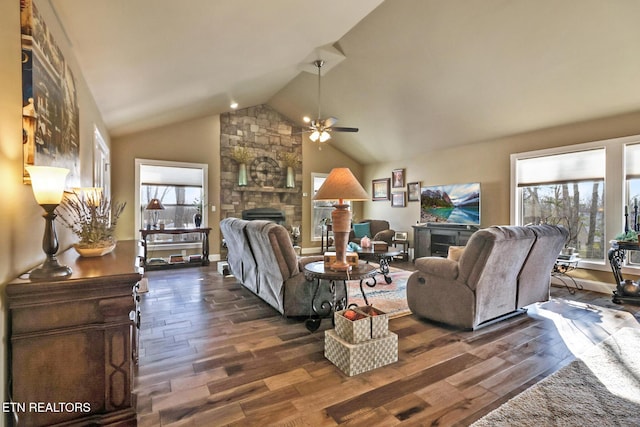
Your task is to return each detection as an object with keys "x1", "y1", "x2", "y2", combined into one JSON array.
[
  {"x1": 391, "y1": 192, "x2": 406, "y2": 207},
  {"x1": 392, "y1": 168, "x2": 405, "y2": 188},
  {"x1": 407, "y1": 181, "x2": 421, "y2": 202},
  {"x1": 372, "y1": 178, "x2": 391, "y2": 201},
  {"x1": 394, "y1": 231, "x2": 408, "y2": 241}
]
